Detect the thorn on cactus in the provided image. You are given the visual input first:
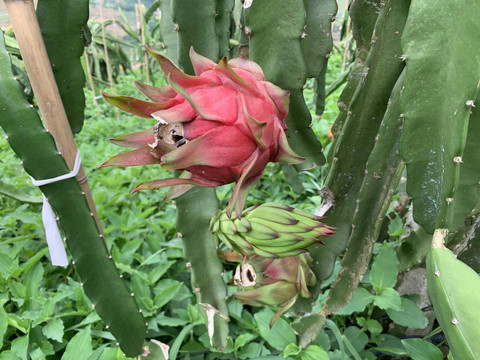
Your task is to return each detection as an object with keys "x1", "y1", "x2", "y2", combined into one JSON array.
[{"x1": 100, "y1": 46, "x2": 304, "y2": 216}]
